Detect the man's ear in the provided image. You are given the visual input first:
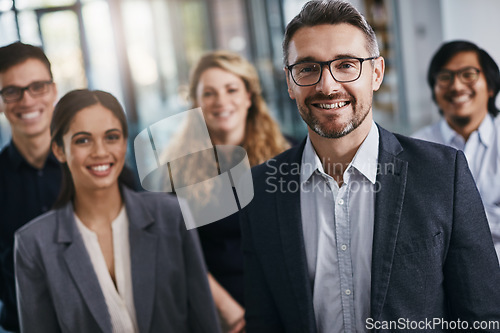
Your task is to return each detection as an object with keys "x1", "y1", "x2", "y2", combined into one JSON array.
[
  {"x1": 372, "y1": 56, "x2": 385, "y2": 92},
  {"x1": 284, "y1": 67, "x2": 296, "y2": 100},
  {"x1": 52, "y1": 141, "x2": 66, "y2": 163}
]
